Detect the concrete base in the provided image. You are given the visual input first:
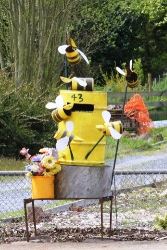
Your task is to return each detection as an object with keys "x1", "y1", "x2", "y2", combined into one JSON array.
[{"x1": 54, "y1": 165, "x2": 113, "y2": 198}]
